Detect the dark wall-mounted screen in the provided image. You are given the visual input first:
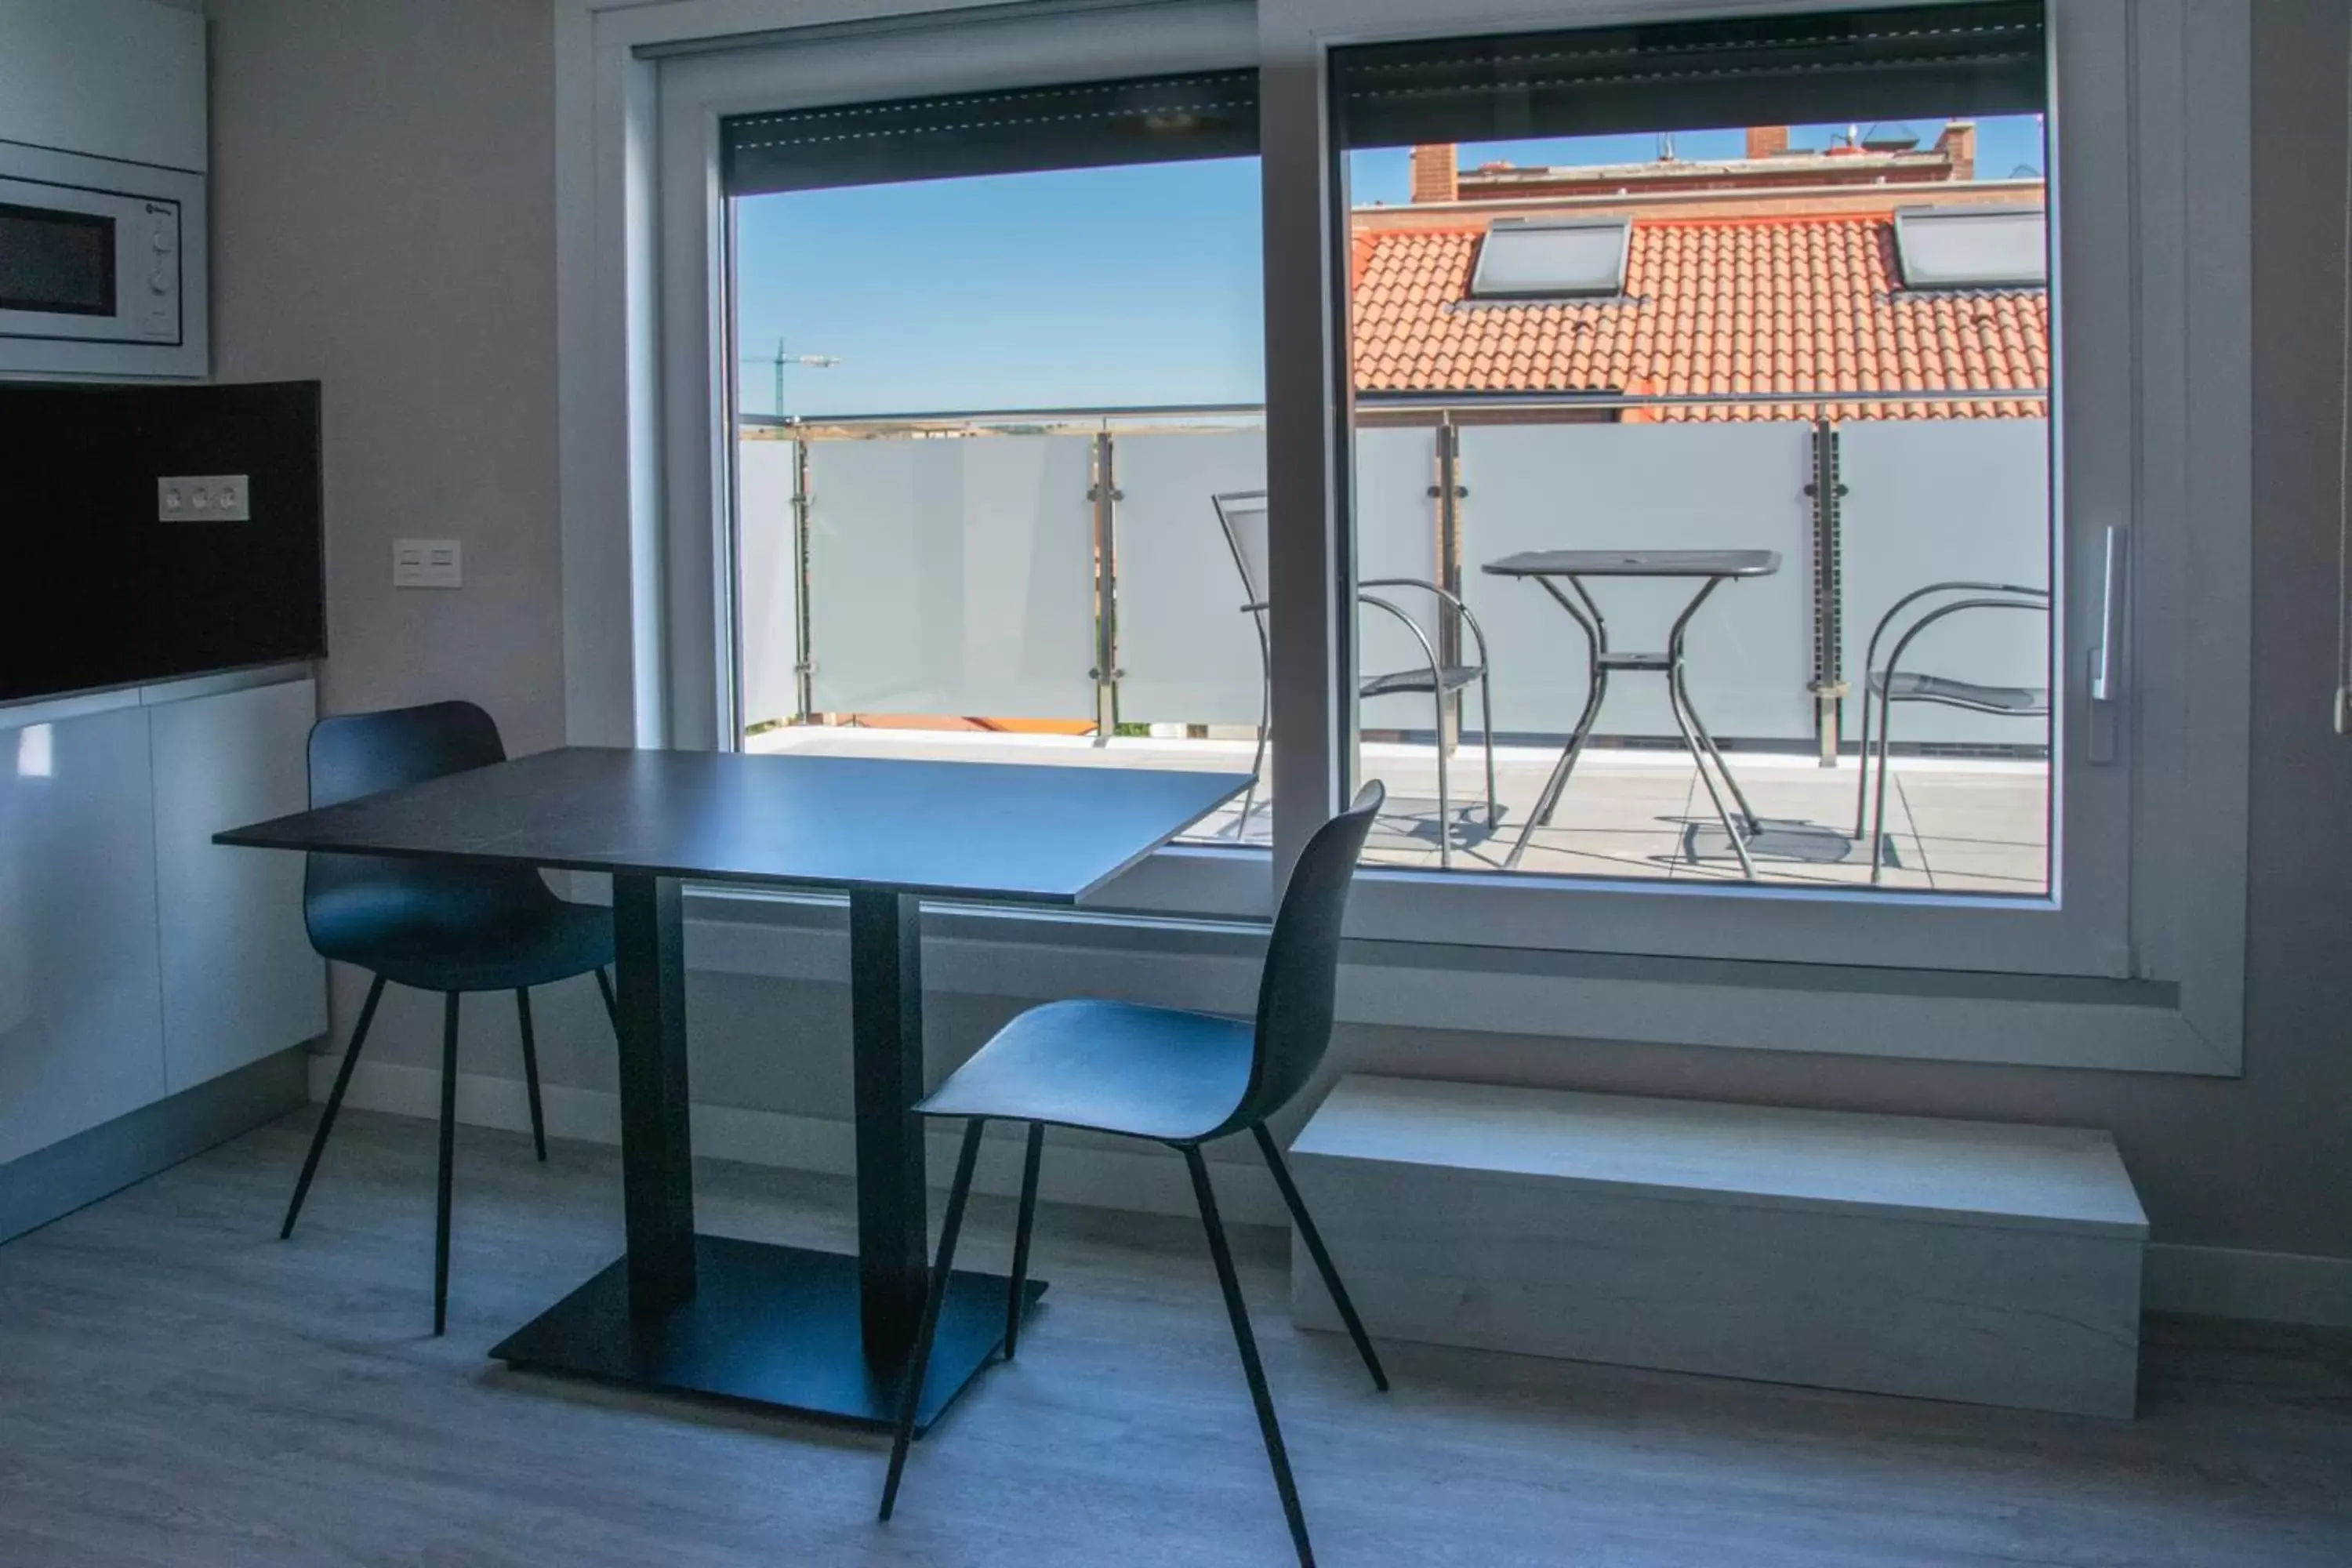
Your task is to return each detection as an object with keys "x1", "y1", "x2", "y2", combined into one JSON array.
[{"x1": 0, "y1": 380, "x2": 326, "y2": 704}]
